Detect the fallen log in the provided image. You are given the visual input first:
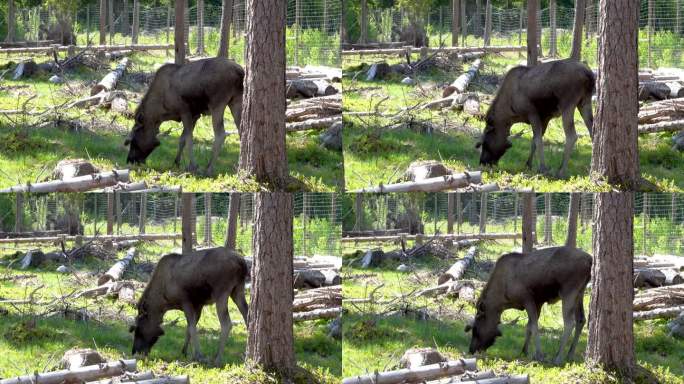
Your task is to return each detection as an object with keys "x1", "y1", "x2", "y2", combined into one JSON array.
[
  {"x1": 98, "y1": 247, "x2": 137, "y2": 285},
  {"x1": 341, "y1": 233, "x2": 520, "y2": 244},
  {"x1": 438, "y1": 246, "x2": 478, "y2": 285},
  {"x1": 0, "y1": 359, "x2": 136, "y2": 384},
  {"x1": 664, "y1": 269, "x2": 684, "y2": 285},
  {"x1": 443, "y1": 59, "x2": 483, "y2": 98},
  {"x1": 341, "y1": 359, "x2": 478, "y2": 384},
  {"x1": 125, "y1": 377, "x2": 189, "y2": 384},
  {"x1": 286, "y1": 116, "x2": 342, "y2": 132},
  {"x1": 293, "y1": 269, "x2": 340, "y2": 289},
  {"x1": 634, "y1": 268, "x2": 666, "y2": 288},
  {"x1": 293, "y1": 307, "x2": 341, "y2": 322},
  {"x1": 0, "y1": 44, "x2": 173, "y2": 54},
  {"x1": 353, "y1": 171, "x2": 482, "y2": 193},
  {"x1": 286, "y1": 105, "x2": 341, "y2": 122},
  {"x1": 91, "y1": 57, "x2": 130, "y2": 95},
  {"x1": 0, "y1": 233, "x2": 180, "y2": 244},
  {"x1": 427, "y1": 374, "x2": 529, "y2": 384},
  {"x1": 0, "y1": 170, "x2": 130, "y2": 193},
  {"x1": 341, "y1": 45, "x2": 524, "y2": 57},
  {"x1": 634, "y1": 305, "x2": 684, "y2": 320},
  {"x1": 84, "y1": 371, "x2": 155, "y2": 383},
  {"x1": 638, "y1": 119, "x2": 684, "y2": 134},
  {"x1": 633, "y1": 289, "x2": 684, "y2": 312},
  {"x1": 638, "y1": 98, "x2": 684, "y2": 124}
]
